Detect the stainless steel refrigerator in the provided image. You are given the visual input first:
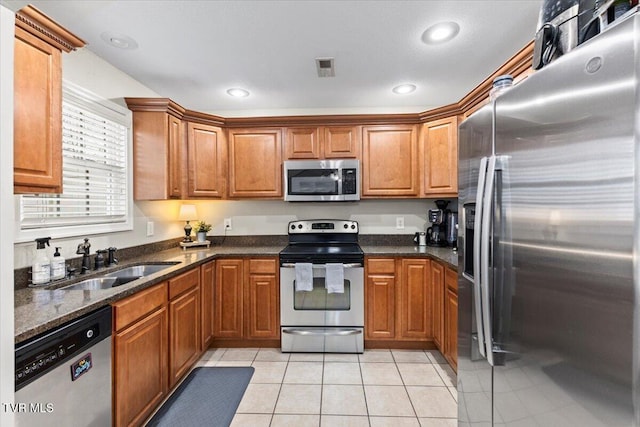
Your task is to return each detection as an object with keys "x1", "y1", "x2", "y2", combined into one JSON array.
[{"x1": 457, "y1": 12, "x2": 639, "y2": 427}]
